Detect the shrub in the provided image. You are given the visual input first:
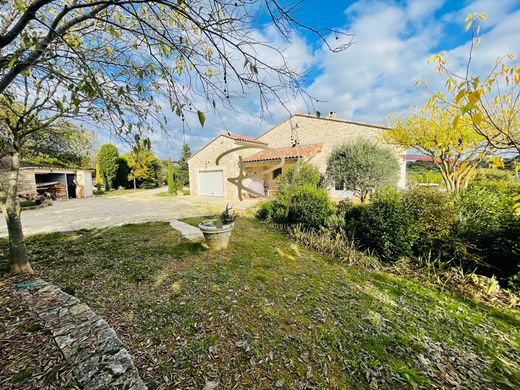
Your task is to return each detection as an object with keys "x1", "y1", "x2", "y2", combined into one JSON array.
[
  {"x1": 140, "y1": 181, "x2": 157, "y2": 189},
  {"x1": 277, "y1": 163, "x2": 321, "y2": 194},
  {"x1": 351, "y1": 188, "x2": 415, "y2": 261},
  {"x1": 405, "y1": 187, "x2": 455, "y2": 259},
  {"x1": 287, "y1": 185, "x2": 335, "y2": 229},
  {"x1": 455, "y1": 183, "x2": 520, "y2": 277},
  {"x1": 326, "y1": 139, "x2": 400, "y2": 201},
  {"x1": 255, "y1": 199, "x2": 286, "y2": 224},
  {"x1": 408, "y1": 170, "x2": 443, "y2": 185},
  {"x1": 473, "y1": 168, "x2": 514, "y2": 184}
]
